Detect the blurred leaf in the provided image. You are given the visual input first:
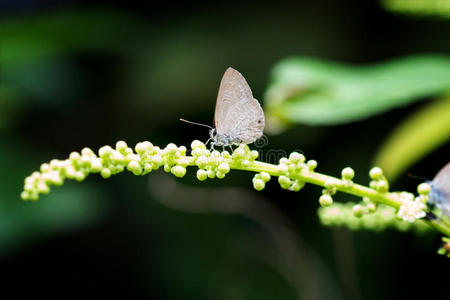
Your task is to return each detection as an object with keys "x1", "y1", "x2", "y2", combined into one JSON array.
[
  {"x1": 374, "y1": 97, "x2": 450, "y2": 181},
  {"x1": 0, "y1": 83, "x2": 22, "y2": 130},
  {"x1": 264, "y1": 55, "x2": 450, "y2": 132},
  {"x1": 0, "y1": 186, "x2": 108, "y2": 254},
  {"x1": 381, "y1": 0, "x2": 450, "y2": 19},
  {"x1": 0, "y1": 9, "x2": 138, "y2": 68},
  {"x1": 3, "y1": 56, "x2": 84, "y2": 105},
  {"x1": 0, "y1": 9, "x2": 141, "y2": 126}
]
